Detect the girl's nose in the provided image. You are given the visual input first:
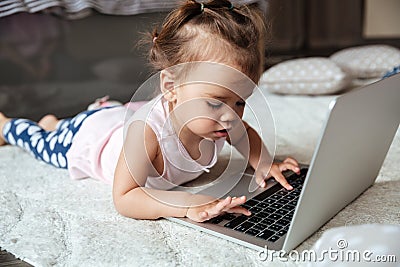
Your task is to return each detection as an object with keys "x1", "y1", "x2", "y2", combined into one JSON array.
[{"x1": 219, "y1": 108, "x2": 237, "y2": 124}]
